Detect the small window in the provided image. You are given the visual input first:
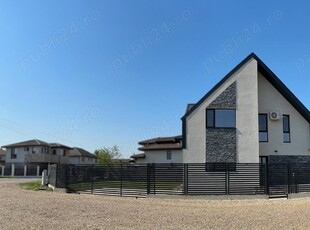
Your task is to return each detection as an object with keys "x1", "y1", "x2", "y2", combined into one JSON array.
[
  {"x1": 11, "y1": 148, "x2": 17, "y2": 159},
  {"x1": 24, "y1": 147, "x2": 29, "y2": 151},
  {"x1": 259, "y1": 114, "x2": 268, "y2": 142},
  {"x1": 206, "y1": 109, "x2": 236, "y2": 128},
  {"x1": 82, "y1": 157, "x2": 85, "y2": 162},
  {"x1": 53, "y1": 149, "x2": 56, "y2": 155},
  {"x1": 283, "y1": 115, "x2": 290, "y2": 143},
  {"x1": 167, "y1": 150, "x2": 172, "y2": 160}
]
